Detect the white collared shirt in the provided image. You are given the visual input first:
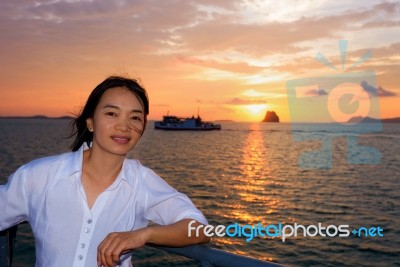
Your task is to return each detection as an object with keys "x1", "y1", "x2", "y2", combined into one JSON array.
[{"x1": 0, "y1": 145, "x2": 207, "y2": 266}]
